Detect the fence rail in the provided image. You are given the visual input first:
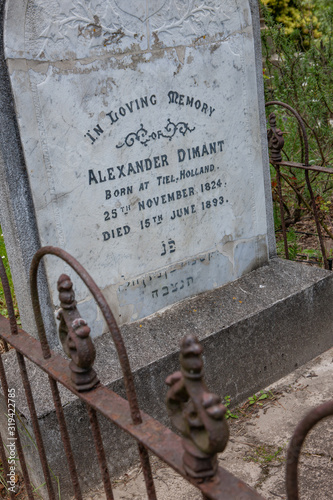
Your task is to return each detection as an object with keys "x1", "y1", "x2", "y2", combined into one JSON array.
[
  {"x1": 266, "y1": 100, "x2": 333, "y2": 270},
  {"x1": 0, "y1": 247, "x2": 332, "y2": 499}
]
